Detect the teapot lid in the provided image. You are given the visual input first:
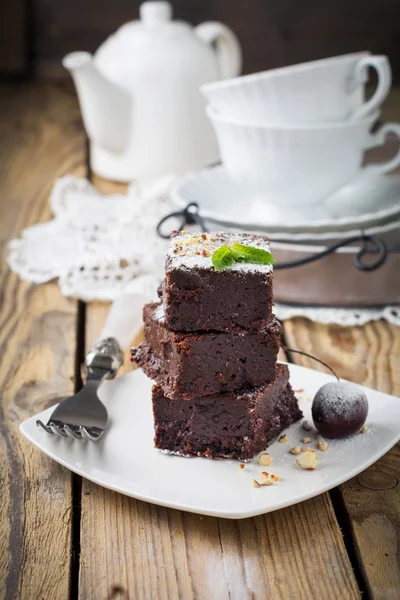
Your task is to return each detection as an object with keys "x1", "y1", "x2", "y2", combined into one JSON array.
[
  {"x1": 114, "y1": 1, "x2": 191, "y2": 39},
  {"x1": 139, "y1": 1, "x2": 172, "y2": 24},
  {"x1": 95, "y1": 0, "x2": 208, "y2": 81}
]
